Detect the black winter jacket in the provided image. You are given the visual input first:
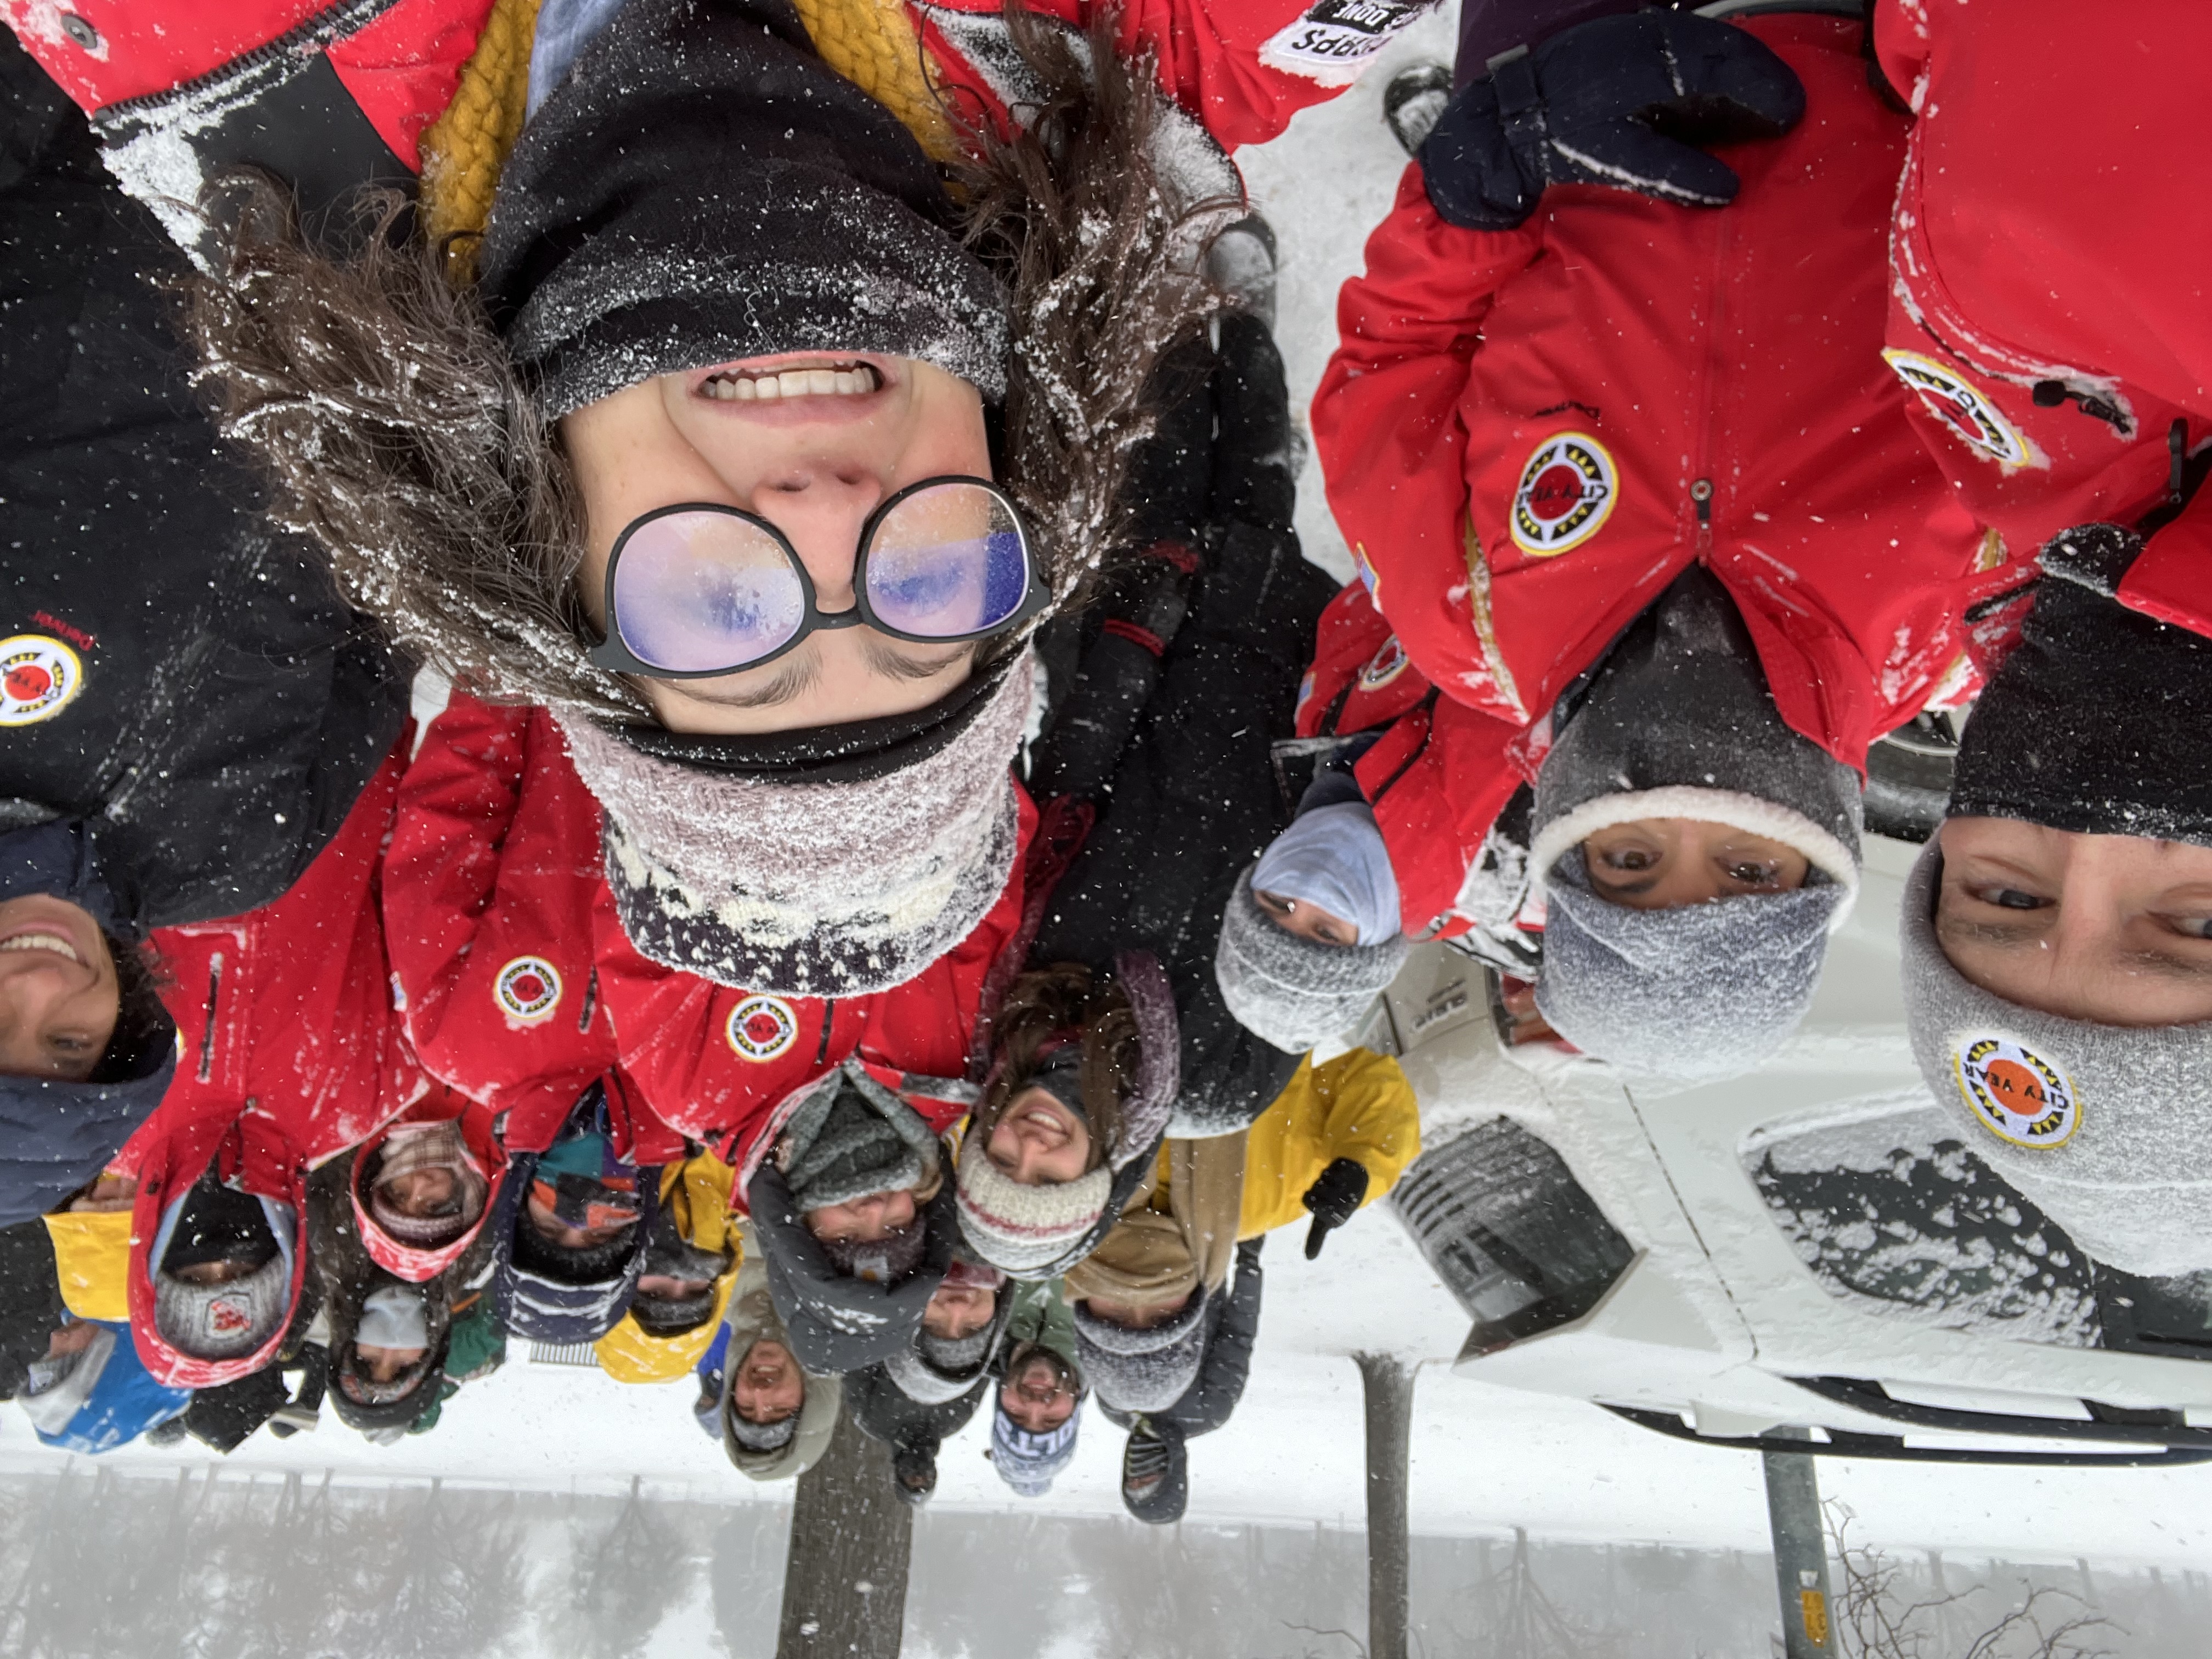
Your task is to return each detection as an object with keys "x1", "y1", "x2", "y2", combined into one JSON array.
[
  {"x1": 0, "y1": 40, "x2": 406, "y2": 929},
  {"x1": 1029, "y1": 315, "x2": 1336, "y2": 1137},
  {"x1": 1099, "y1": 1242, "x2": 1263, "y2": 1441}
]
